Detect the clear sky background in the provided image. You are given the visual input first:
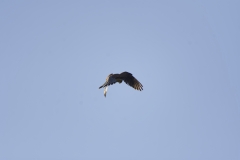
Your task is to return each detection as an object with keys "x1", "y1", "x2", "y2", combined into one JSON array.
[{"x1": 0, "y1": 1, "x2": 239, "y2": 160}]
